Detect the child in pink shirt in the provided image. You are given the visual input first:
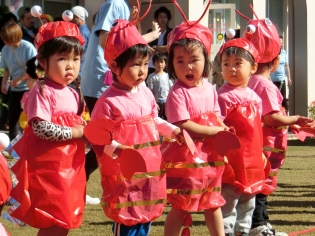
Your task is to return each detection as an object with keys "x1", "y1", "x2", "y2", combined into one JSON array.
[
  {"x1": 237, "y1": 6, "x2": 313, "y2": 236},
  {"x1": 217, "y1": 38, "x2": 266, "y2": 236},
  {"x1": 89, "y1": 18, "x2": 183, "y2": 236},
  {"x1": 161, "y1": 2, "x2": 227, "y2": 236},
  {"x1": 9, "y1": 21, "x2": 86, "y2": 236}
]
